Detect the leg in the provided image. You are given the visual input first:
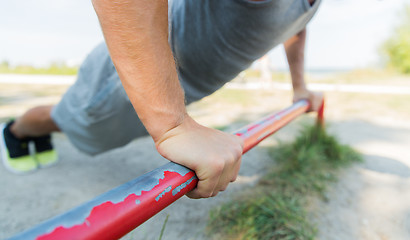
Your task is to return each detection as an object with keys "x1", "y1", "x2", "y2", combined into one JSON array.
[
  {"x1": 51, "y1": 43, "x2": 147, "y2": 155},
  {"x1": 1, "y1": 105, "x2": 59, "y2": 174},
  {"x1": 11, "y1": 105, "x2": 60, "y2": 139}
]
